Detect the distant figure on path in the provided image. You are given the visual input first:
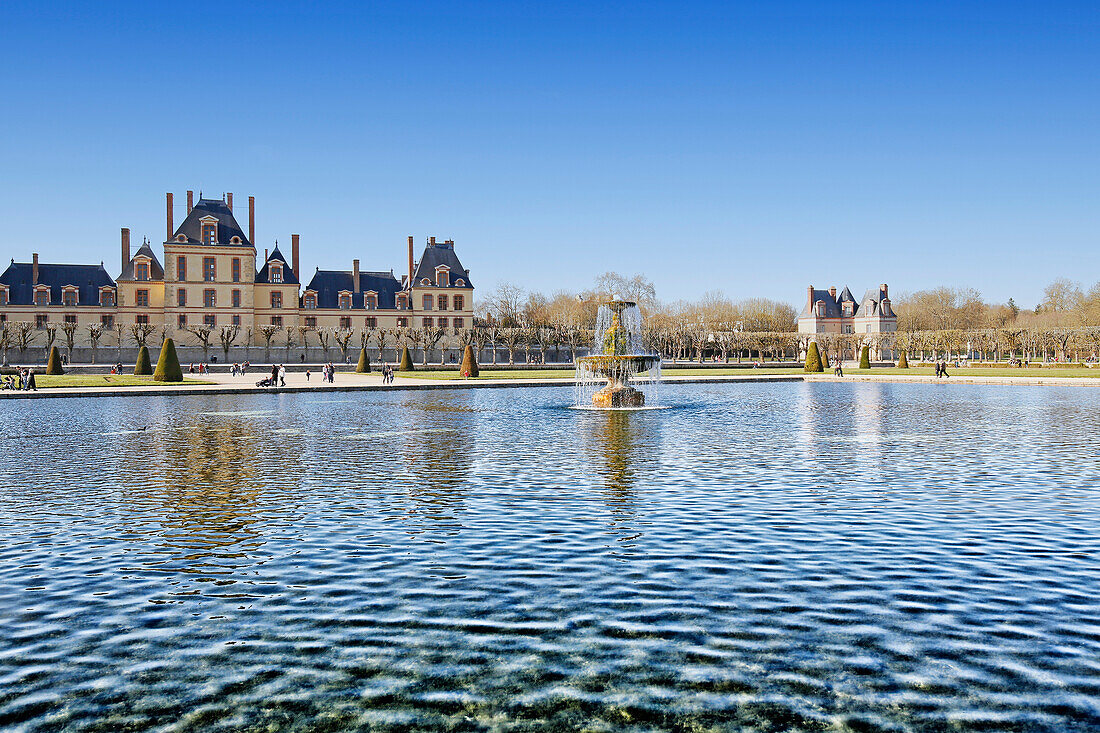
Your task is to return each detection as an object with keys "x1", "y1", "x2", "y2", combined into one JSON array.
[
  {"x1": 27, "y1": 369, "x2": 37, "y2": 391},
  {"x1": 305, "y1": 369, "x2": 311, "y2": 382},
  {"x1": 278, "y1": 365, "x2": 286, "y2": 387},
  {"x1": 834, "y1": 361, "x2": 844, "y2": 377},
  {"x1": 270, "y1": 364, "x2": 279, "y2": 387}
]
